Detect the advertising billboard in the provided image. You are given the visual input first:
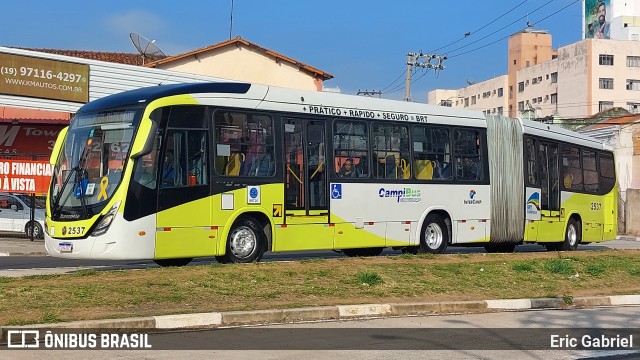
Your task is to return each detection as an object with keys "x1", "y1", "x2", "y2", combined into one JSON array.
[
  {"x1": 0, "y1": 53, "x2": 89, "y2": 103},
  {"x1": 584, "y1": 0, "x2": 611, "y2": 39}
]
